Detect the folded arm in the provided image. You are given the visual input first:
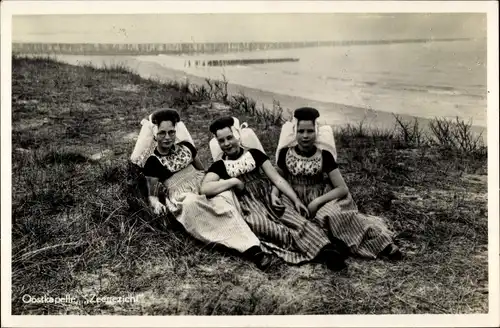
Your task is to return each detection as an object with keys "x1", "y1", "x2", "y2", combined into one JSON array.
[{"x1": 200, "y1": 172, "x2": 240, "y2": 197}]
